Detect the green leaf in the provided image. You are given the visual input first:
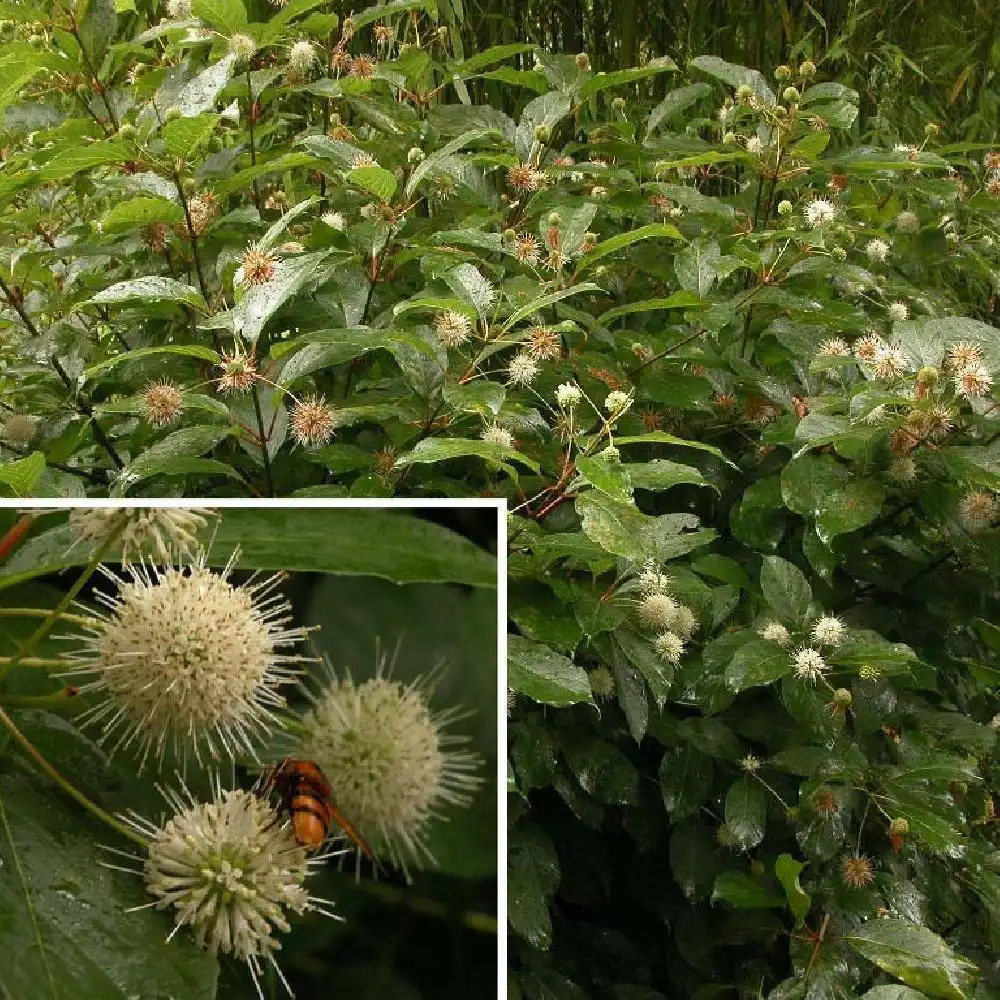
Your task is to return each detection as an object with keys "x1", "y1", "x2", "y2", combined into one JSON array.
[
  {"x1": 191, "y1": 0, "x2": 247, "y2": 31},
  {"x1": 627, "y1": 459, "x2": 715, "y2": 493},
  {"x1": 77, "y1": 0, "x2": 117, "y2": 65},
  {"x1": 725, "y1": 637, "x2": 792, "y2": 691},
  {"x1": 842, "y1": 919, "x2": 979, "y2": 1000},
  {"x1": 577, "y1": 224, "x2": 683, "y2": 271},
  {"x1": 561, "y1": 733, "x2": 640, "y2": 806},
  {"x1": 508, "y1": 635, "x2": 594, "y2": 708},
  {"x1": 774, "y1": 854, "x2": 811, "y2": 928},
  {"x1": 0, "y1": 452, "x2": 45, "y2": 496},
  {"x1": 645, "y1": 82, "x2": 712, "y2": 136},
  {"x1": 659, "y1": 745, "x2": 712, "y2": 818},
  {"x1": 497, "y1": 282, "x2": 603, "y2": 334},
  {"x1": 233, "y1": 250, "x2": 342, "y2": 341},
  {"x1": 508, "y1": 822, "x2": 559, "y2": 949},
  {"x1": 176, "y1": 53, "x2": 237, "y2": 117},
  {"x1": 690, "y1": 55, "x2": 776, "y2": 104},
  {"x1": 405, "y1": 127, "x2": 494, "y2": 197},
  {"x1": 162, "y1": 112, "x2": 220, "y2": 158},
  {"x1": 711, "y1": 871, "x2": 784, "y2": 908},
  {"x1": 616, "y1": 430, "x2": 737, "y2": 467},
  {"x1": 724, "y1": 778, "x2": 766, "y2": 848},
  {"x1": 120, "y1": 425, "x2": 232, "y2": 484},
  {"x1": 599, "y1": 291, "x2": 702, "y2": 324},
  {"x1": 674, "y1": 238, "x2": 721, "y2": 297},
  {"x1": 760, "y1": 555, "x2": 812, "y2": 624},
  {"x1": 575, "y1": 455, "x2": 633, "y2": 504},
  {"x1": 394, "y1": 437, "x2": 539, "y2": 474},
  {"x1": 85, "y1": 276, "x2": 207, "y2": 312},
  {"x1": 578, "y1": 56, "x2": 677, "y2": 100},
  {"x1": 101, "y1": 196, "x2": 185, "y2": 233},
  {"x1": 348, "y1": 165, "x2": 397, "y2": 201},
  {"x1": 84, "y1": 344, "x2": 218, "y2": 380},
  {"x1": 0, "y1": 733, "x2": 219, "y2": 1000}
]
